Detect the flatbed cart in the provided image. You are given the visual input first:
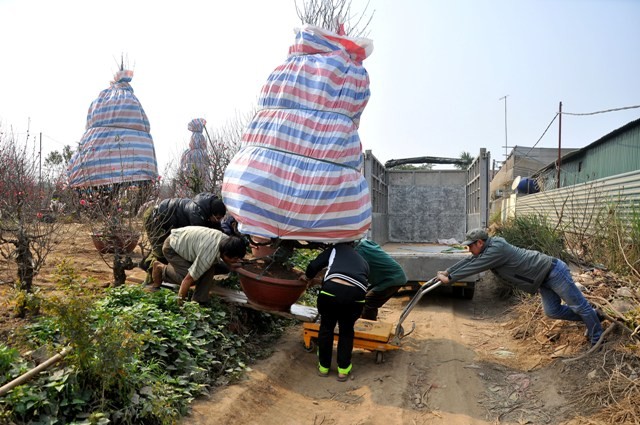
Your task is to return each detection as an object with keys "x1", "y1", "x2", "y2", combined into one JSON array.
[{"x1": 303, "y1": 277, "x2": 443, "y2": 363}]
